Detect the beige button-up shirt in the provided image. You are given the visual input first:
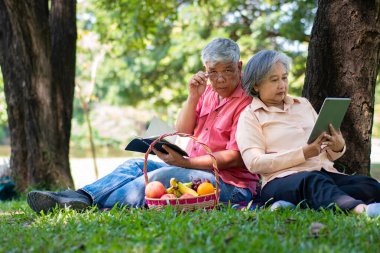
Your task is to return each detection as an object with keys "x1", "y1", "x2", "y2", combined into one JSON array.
[{"x1": 236, "y1": 96, "x2": 345, "y2": 187}]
